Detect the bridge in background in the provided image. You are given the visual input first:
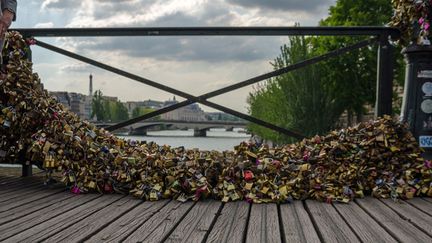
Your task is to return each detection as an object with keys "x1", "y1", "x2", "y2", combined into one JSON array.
[{"x1": 94, "y1": 120, "x2": 248, "y2": 137}]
